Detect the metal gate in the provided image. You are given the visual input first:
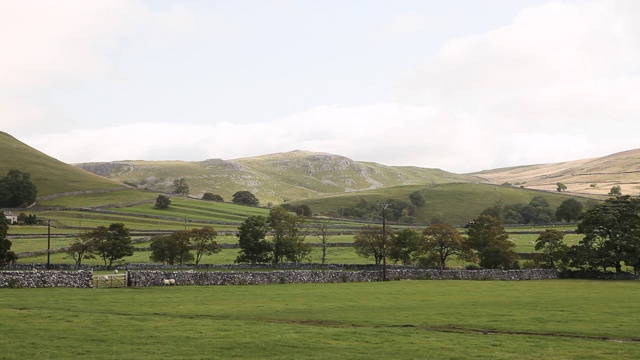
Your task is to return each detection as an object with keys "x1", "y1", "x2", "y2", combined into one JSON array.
[{"x1": 93, "y1": 273, "x2": 127, "y2": 288}]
